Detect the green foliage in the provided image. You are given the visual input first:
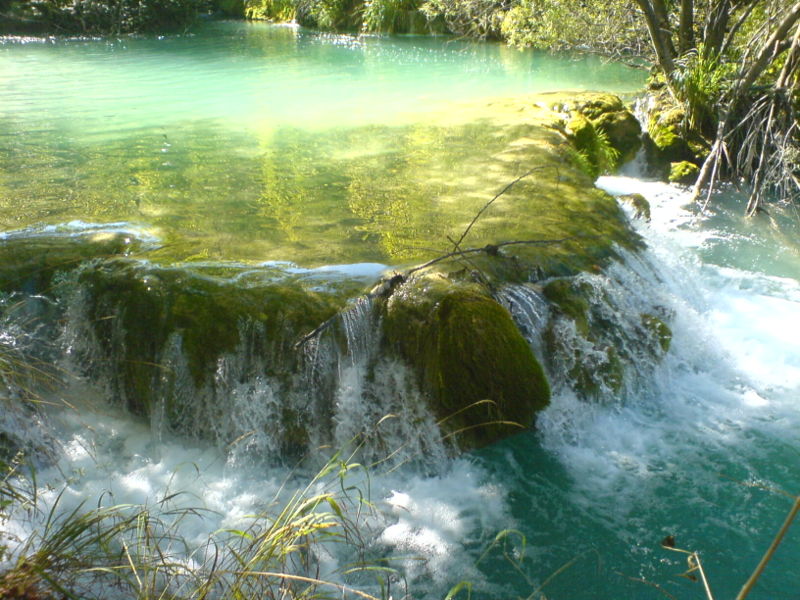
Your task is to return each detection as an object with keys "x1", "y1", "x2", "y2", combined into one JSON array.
[
  {"x1": 7, "y1": 0, "x2": 208, "y2": 34},
  {"x1": 672, "y1": 46, "x2": 735, "y2": 135},
  {"x1": 565, "y1": 114, "x2": 620, "y2": 178},
  {"x1": 295, "y1": 0, "x2": 356, "y2": 29},
  {"x1": 245, "y1": 0, "x2": 296, "y2": 20},
  {"x1": 499, "y1": 0, "x2": 647, "y2": 55},
  {"x1": 419, "y1": 0, "x2": 503, "y2": 38},
  {"x1": 361, "y1": 0, "x2": 422, "y2": 33}
]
